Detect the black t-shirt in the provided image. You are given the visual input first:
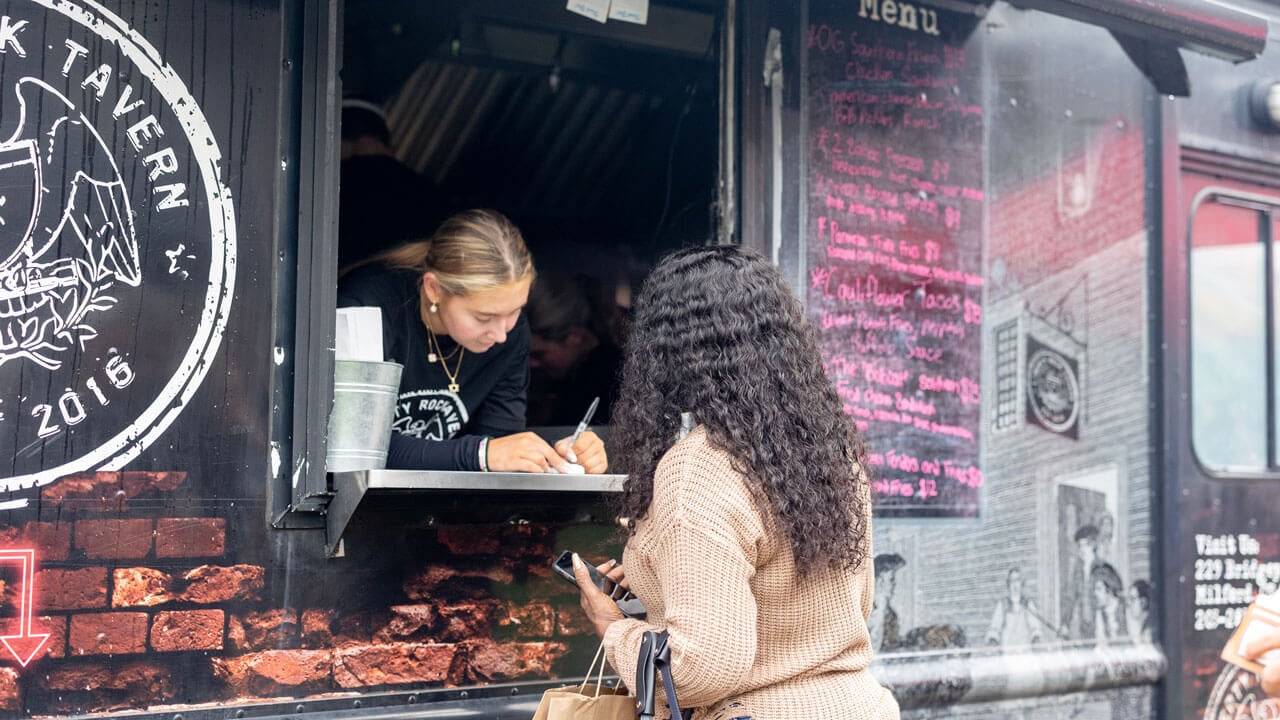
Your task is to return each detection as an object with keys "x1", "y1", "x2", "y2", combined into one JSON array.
[{"x1": 337, "y1": 265, "x2": 530, "y2": 470}]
